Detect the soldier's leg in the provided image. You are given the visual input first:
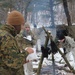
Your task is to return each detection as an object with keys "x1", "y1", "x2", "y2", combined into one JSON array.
[
  {"x1": 27, "y1": 61, "x2": 33, "y2": 75},
  {"x1": 65, "y1": 52, "x2": 71, "y2": 61},
  {"x1": 71, "y1": 48, "x2": 75, "y2": 69},
  {"x1": 65, "y1": 51, "x2": 75, "y2": 68},
  {"x1": 63, "y1": 52, "x2": 72, "y2": 67},
  {"x1": 24, "y1": 61, "x2": 33, "y2": 75}
]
